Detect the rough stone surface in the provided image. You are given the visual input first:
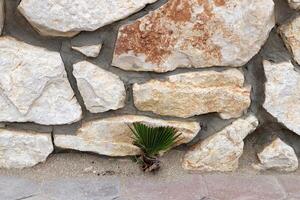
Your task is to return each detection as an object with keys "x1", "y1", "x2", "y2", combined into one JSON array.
[
  {"x1": 72, "y1": 43, "x2": 102, "y2": 58},
  {"x1": 287, "y1": 0, "x2": 300, "y2": 10},
  {"x1": 18, "y1": 0, "x2": 159, "y2": 37},
  {"x1": 0, "y1": 37, "x2": 82, "y2": 125},
  {"x1": 0, "y1": 129, "x2": 53, "y2": 169},
  {"x1": 113, "y1": 0, "x2": 275, "y2": 72},
  {"x1": 253, "y1": 138, "x2": 298, "y2": 172},
  {"x1": 279, "y1": 16, "x2": 300, "y2": 65},
  {"x1": 54, "y1": 115, "x2": 200, "y2": 157},
  {"x1": 133, "y1": 69, "x2": 251, "y2": 119},
  {"x1": 73, "y1": 61, "x2": 126, "y2": 113},
  {"x1": 182, "y1": 115, "x2": 259, "y2": 172},
  {"x1": 263, "y1": 60, "x2": 300, "y2": 136},
  {"x1": 0, "y1": 0, "x2": 4, "y2": 35}
]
